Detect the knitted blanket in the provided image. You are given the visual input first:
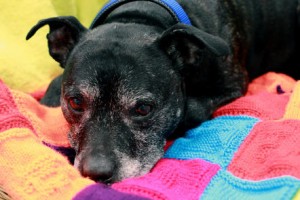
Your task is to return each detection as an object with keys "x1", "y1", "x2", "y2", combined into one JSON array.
[
  {"x1": 0, "y1": 72, "x2": 300, "y2": 200},
  {"x1": 1, "y1": 1, "x2": 300, "y2": 199}
]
